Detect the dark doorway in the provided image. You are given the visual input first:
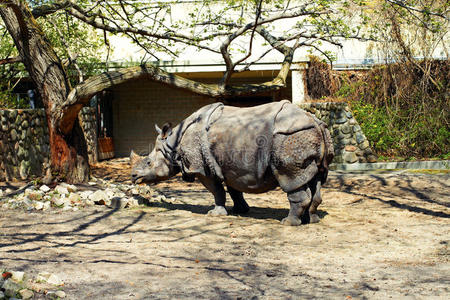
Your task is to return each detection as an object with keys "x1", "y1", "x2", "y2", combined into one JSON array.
[{"x1": 224, "y1": 95, "x2": 273, "y2": 107}]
